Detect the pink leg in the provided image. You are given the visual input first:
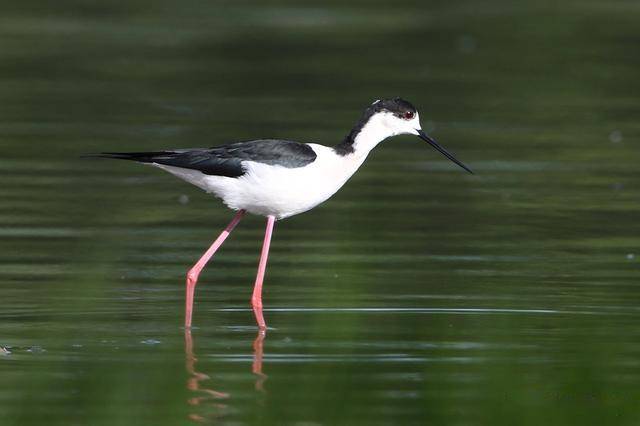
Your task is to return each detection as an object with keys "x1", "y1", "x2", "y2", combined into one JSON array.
[
  {"x1": 185, "y1": 210, "x2": 245, "y2": 328},
  {"x1": 251, "y1": 215, "x2": 276, "y2": 330}
]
